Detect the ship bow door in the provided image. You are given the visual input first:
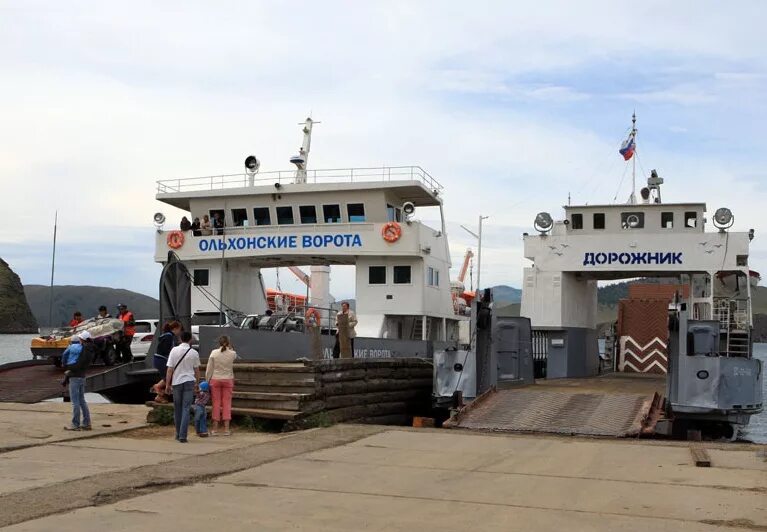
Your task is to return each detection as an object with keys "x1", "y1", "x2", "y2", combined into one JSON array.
[{"x1": 494, "y1": 317, "x2": 534, "y2": 387}]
